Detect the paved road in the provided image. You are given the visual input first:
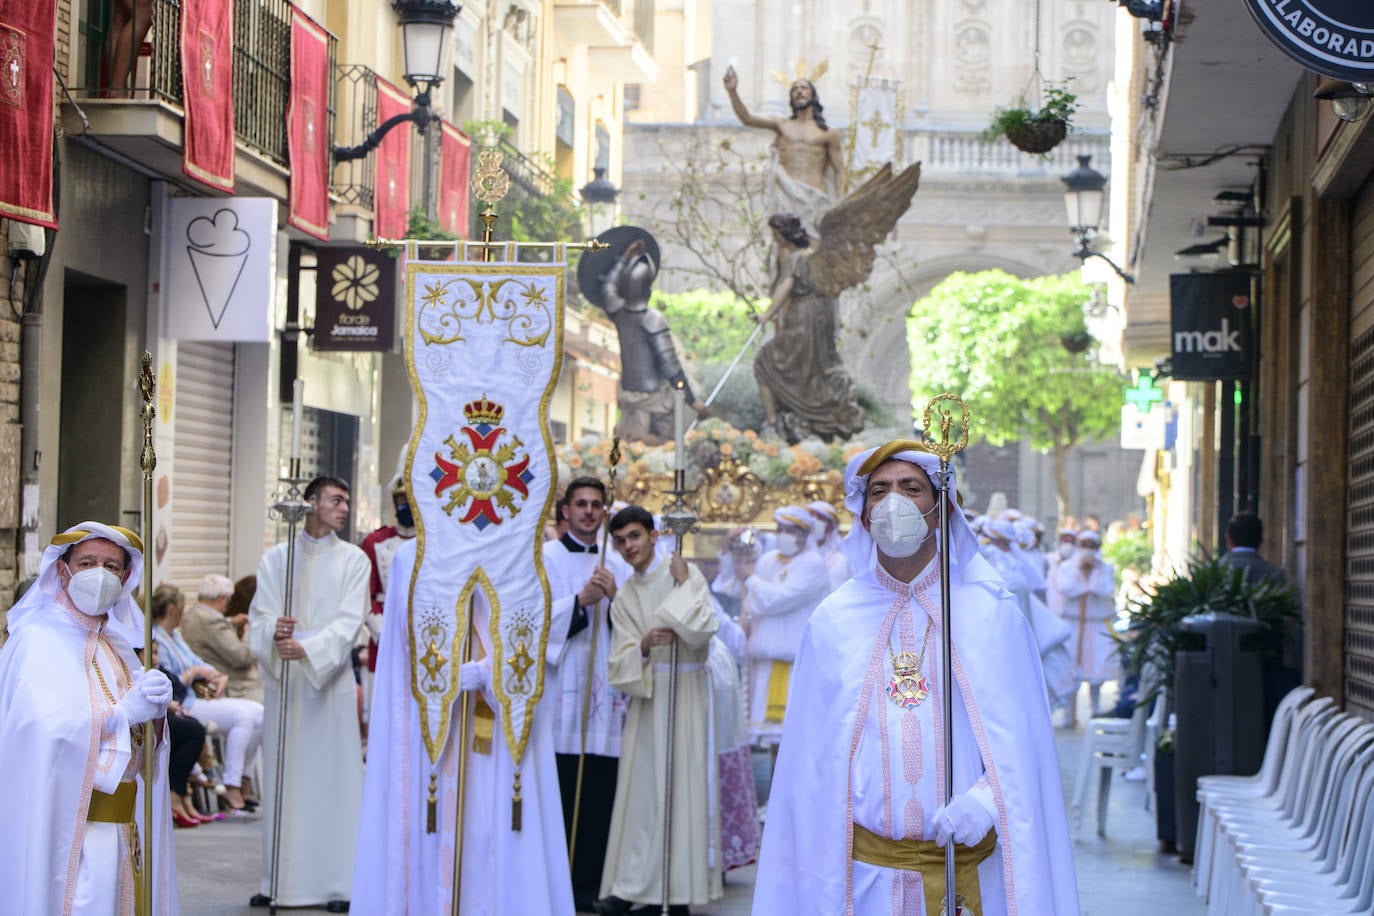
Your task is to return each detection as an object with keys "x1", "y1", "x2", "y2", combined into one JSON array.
[{"x1": 175, "y1": 702, "x2": 1204, "y2": 915}]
